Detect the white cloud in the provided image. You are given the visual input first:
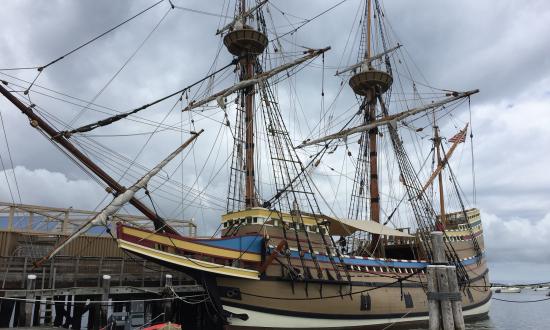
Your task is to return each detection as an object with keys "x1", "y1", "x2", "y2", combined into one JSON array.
[
  {"x1": 482, "y1": 210, "x2": 550, "y2": 282},
  {"x1": 0, "y1": 166, "x2": 106, "y2": 211},
  {"x1": 482, "y1": 210, "x2": 550, "y2": 263}
]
